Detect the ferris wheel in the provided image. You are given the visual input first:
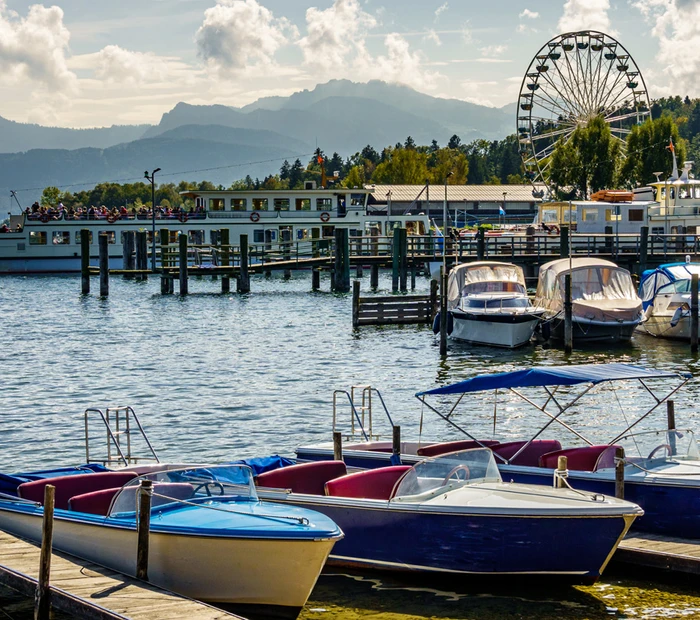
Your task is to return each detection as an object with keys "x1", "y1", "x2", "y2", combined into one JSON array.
[{"x1": 517, "y1": 30, "x2": 651, "y2": 194}]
